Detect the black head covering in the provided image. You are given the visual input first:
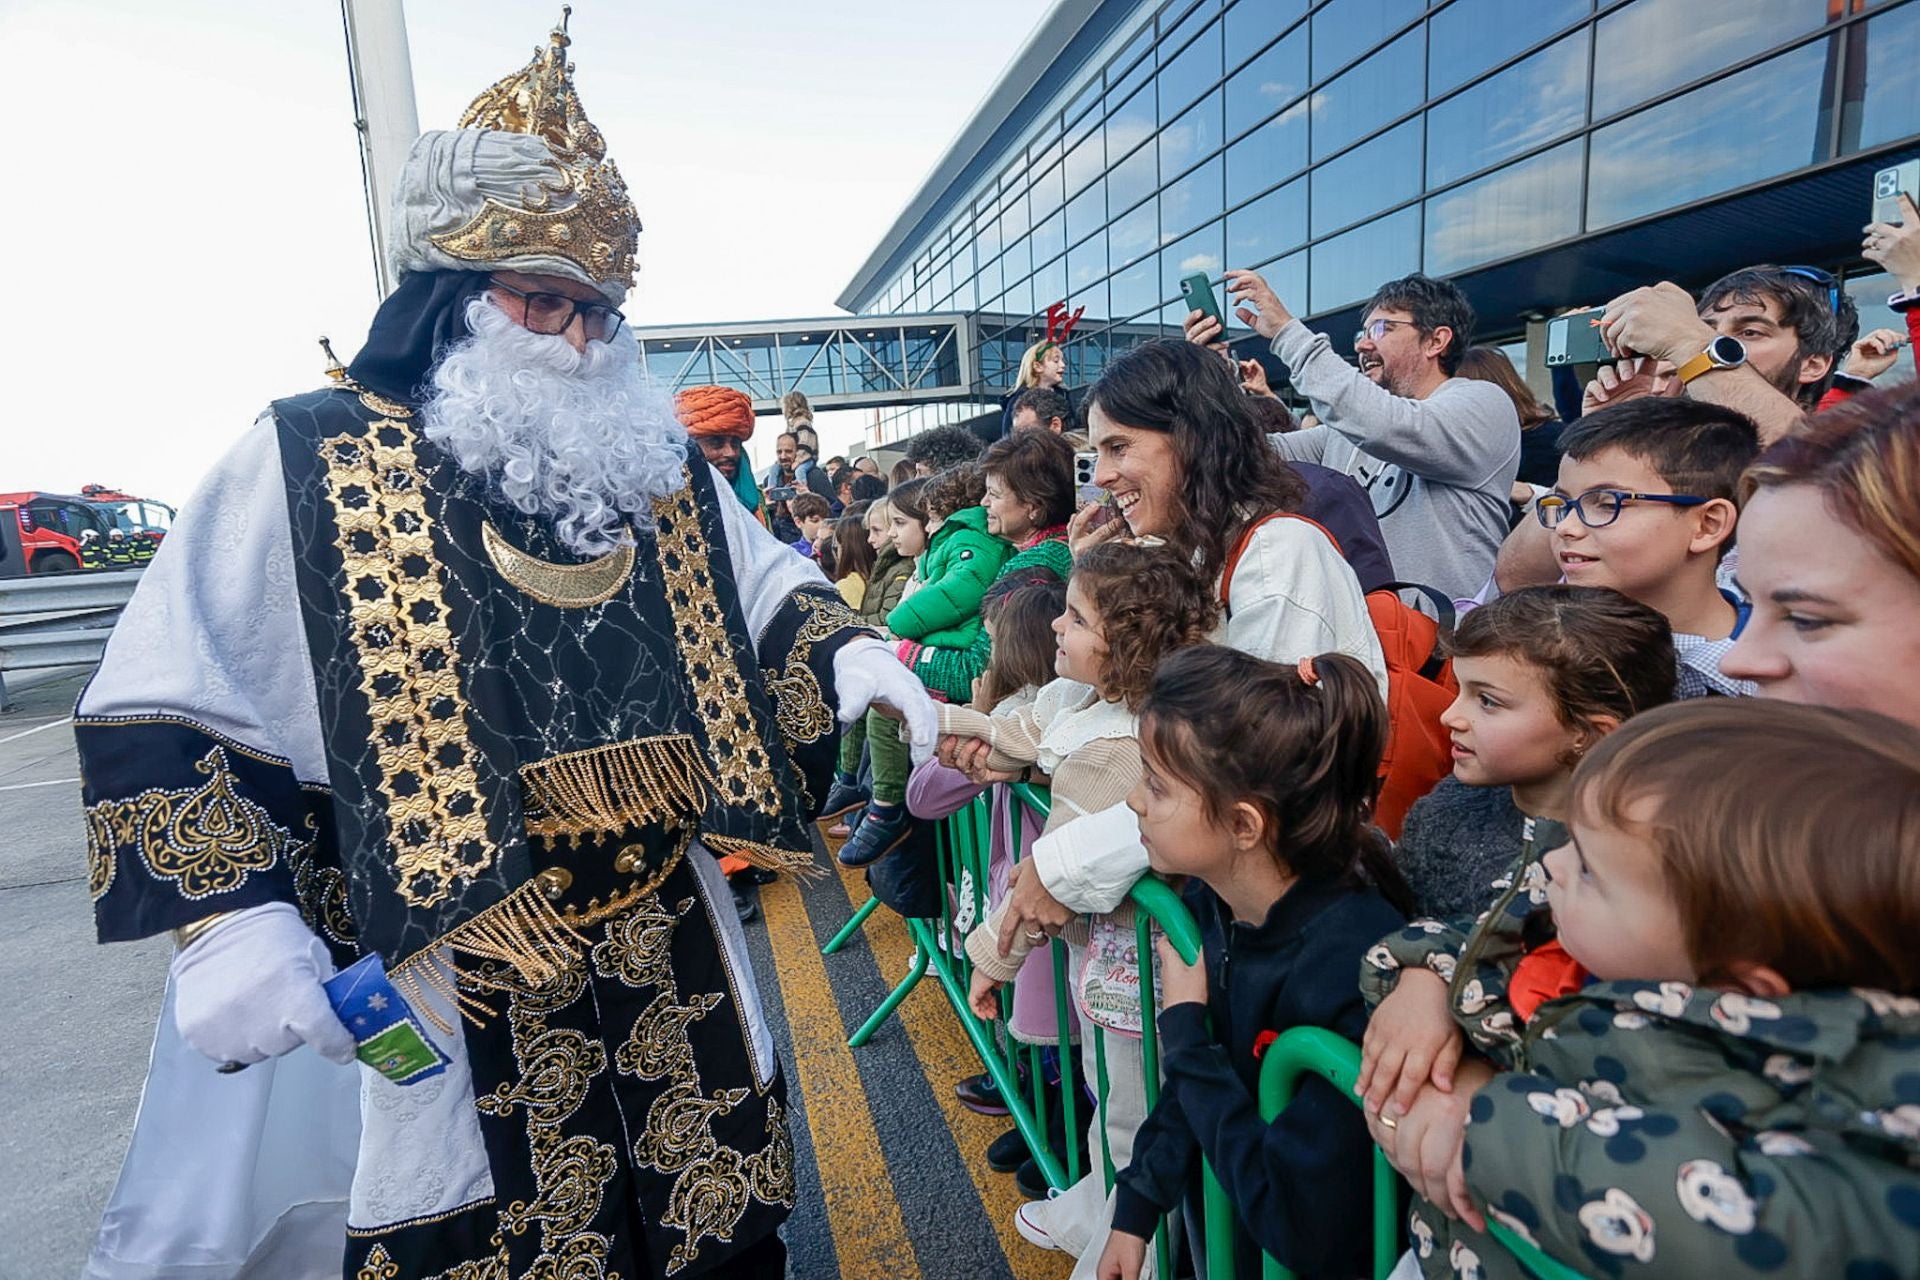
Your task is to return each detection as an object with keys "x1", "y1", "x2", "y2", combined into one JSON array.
[{"x1": 345, "y1": 270, "x2": 493, "y2": 406}]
